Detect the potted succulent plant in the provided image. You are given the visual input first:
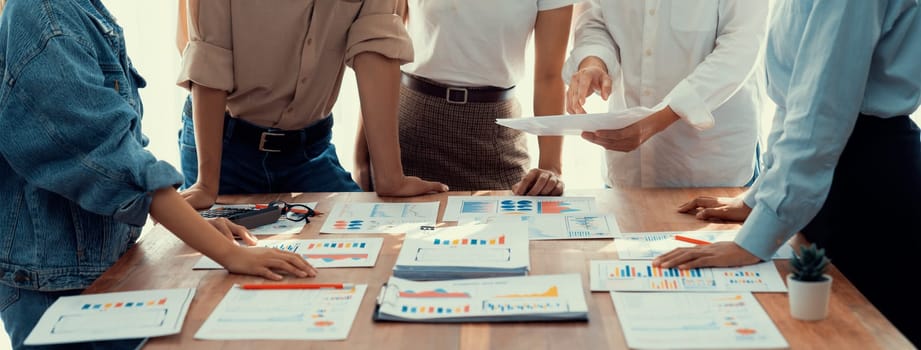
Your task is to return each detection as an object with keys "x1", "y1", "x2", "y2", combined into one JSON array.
[{"x1": 786, "y1": 243, "x2": 832, "y2": 321}]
